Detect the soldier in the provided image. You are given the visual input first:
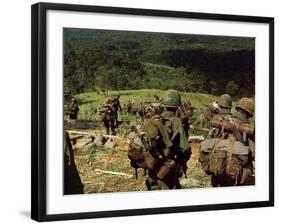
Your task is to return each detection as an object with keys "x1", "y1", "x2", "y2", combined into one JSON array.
[
  {"x1": 99, "y1": 98, "x2": 116, "y2": 135},
  {"x1": 176, "y1": 100, "x2": 194, "y2": 177},
  {"x1": 144, "y1": 90, "x2": 191, "y2": 190},
  {"x1": 199, "y1": 94, "x2": 232, "y2": 187},
  {"x1": 111, "y1": 95, "x2": 122, "y2": 126},
  {"x1": 201, "y1": 94, "x2": 233, "y2": 186},
  {"x1": 67, "y1": 97, "x2": 79, "y2": 120},
  {"x1": 230, "y1": 97, "x2": 255, "y2": 185},
  {"x1": 179, "y1": 100, "x2": 194, "y2": 137},
  {"x1": 199, "y1": 95, "x2": 255, "y2": 187}
]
